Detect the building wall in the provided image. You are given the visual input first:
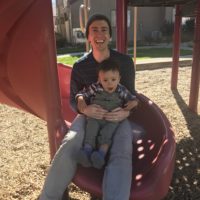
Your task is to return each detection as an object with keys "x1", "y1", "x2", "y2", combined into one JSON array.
[
  {"x1": 52, "y1": 0, "x2": 57, "y2": 31},
  {"x1": 60, "y1": 0, "x2": 174, "y2": 44},
  {"x1": 56, "y1": 0, "x2": 67, "y2": 38},
  {"x1": 134, "y1": 7, "x2": 165, "y2": 41},
  {"x1": 165, "y1": 7, "x2": 175, "y2": 22},
  {"x1": 70, "y1": 0, "x2": 115, "y2": 45}
]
